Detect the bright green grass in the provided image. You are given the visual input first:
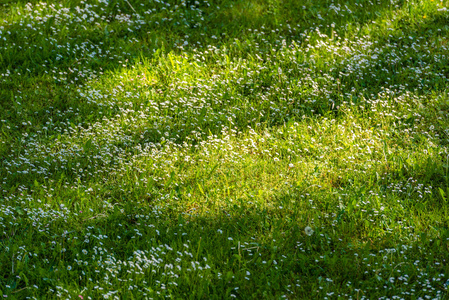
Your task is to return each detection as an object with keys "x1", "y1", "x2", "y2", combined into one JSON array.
[{"x1": 1, "y1": 0, "x2": 449, "y2": 298}]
